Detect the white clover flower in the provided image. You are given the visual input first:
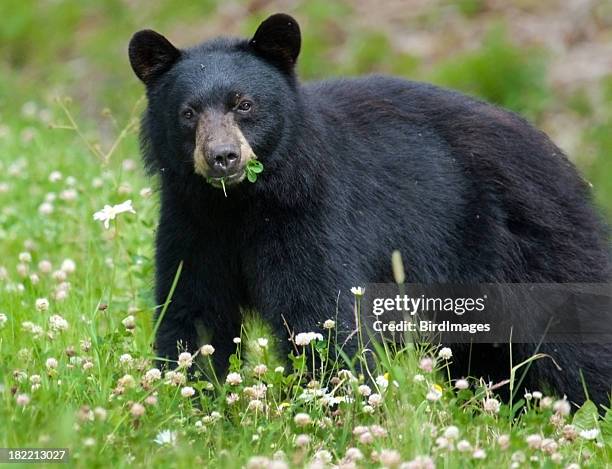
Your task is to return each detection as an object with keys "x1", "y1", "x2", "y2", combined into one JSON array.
[
  {"x1": 22, "y1": 321, "x2": 43, "y2": 338},
  {"x1": 177, "y1": 352, "x2": 193, "y2": 369},
  {"x1": 52, "y1": 270, "x2": 67, "y2": 282},
  {"x1": 38, "y1": 260, "x2": 52, "y2": 274},
  {"x1": 122, "y1": 159, "x2": 137, "y2": 171},
  {"x1": 198, "y1": 344, "x2": 214, "y2": 356},
  {"x1": 368, "y1": 393, "x2": 383, "y2": 407},
  {"x1": 253, "y1": 364, "x2": 267, "y2": 377},
  {"x1": 119, "y1": 353, "x2": 133, "y2": 367},
  {"x1": 16, "y1": 393, "x2": 30, "y2": 406},
  {"x1": 181, "y1": 386, "x2": 196, "y2": 398},
  {"x1": 540, "y1": 396, "x2": 553, "y2": 409},
  {"x1": 313, "y1": 450, "x2": 332, "y2": 464},
  {"x1": 45, "y1": 357, "x2": 58, "y2": 369},
  {"x1": 226, "y1": 372, "x2": 242, "y2": 386},
  {"x1": 246, "y1": 456, "x2": 269, "y2": 468},
  {"x1": 435, "y1": 436, "x2": 449, "y2": 450},
  {"x1": 48, "y1": 171, "x2": 62, "y2": 182},
  {"x1": 38, "y1": 202, "x2": 54, "y2": 215},
  {"x1": 457, "y1": 440, "x2": 472, "y2": 452},
  {"x1": 35, "y1": 298, "x2": 49, "y2": 312},
  {"x1": 118, "y1": 374, "x2": 136, "y2": 389},
  {"x1": 404, "y1": 455, "x2": 435, "y2": 469},
  {"x1": 426, "y1": 384, "x2": 443, "y2": 402},
  {"x1": 358, "y1": 384, "x2": 372, "y2": 396},
  {"x1": 257, "y1": 337, "x2": 269, "y2": 348},
  {"x1": 353, "y1": 426, "x2": 369, "y2": 436},
  {"x1": 122, "y1": 315, "x2": 136, "y2": 330},
  {"x1": 438, "y1": 347, "x2": 453, "y2": 360},
  {"x1": 532, "y1": 391, "x2": 543, "y2": 400},
  {"x1": 483, "y1": 397, "x2": 500, "y2": 414},
  {"x1": 130, "y1": 403, "x2": 145, "y2": 417},
  {"x1": 144, "y1": 368, "x2": 161, "y2": 382},
  {"x1": 93, "y1": 407, "x2": 107, "y2": 421},
  {"x1": 362, "y1": 404, "x2": 374, "y2": 414},
  {"x1": 345, "y1": 448, "x2": 364, "y2": 461},
  {"x1": 226, "y1": 393, "x2": 240, "y2": 405},
  {"x1": 145, "y1": 395, "x2": 157, "y2": 406},
  {"x1": 444, "y1": 425, "x2": 460, "y2": 440},
  {"x1": 154, "y1": 429, "x2": 176, "y2": 446},
  {"x1": 541, "y1": 438, "x2": 558, "y2": 454},
  {"x1": 48, "y1": 314, "x2": 68, "y2": 331},
  {"x1": 0, "y1": 313, "x2": 7, "y2": 328},
  {"x1": 293, "y1": 413, "x2": 312, "y2": 427},
  {"x1": 17, "y1": 263, "x2": 28, "y2": 278},
  {"x1": 375, "y1": 375, "x2": 389, "y2": 390},
  {"x1": 164, "y1": 370, "x2": 186, "y2": 386},
  {"x1": 139, "y1": 187, "x2": 153, "y2": 198},
  {"x1": 233, "y1": 337, "x2": 241, "y2": 344},
  {"x1": 350, "y1": 286, "x2": 365, "y2": 296},
  {"x1": 419, "y1": 356, "x2": 434, "y2": 372},
  {"x1": 18, "y1": 252, "x2": 32, "y2": 263},
  {"x1": 323, "y1": 319, "x2": 335, "y2": 329},
  {"x1": 579, "y1": 428, "x2": 599, "y2": 440},
  {"x1": 379, "y1": 449, "x2": 401, "y2": 467},
  {"x1": 295, "y1": 434, "x2": 310, "y2": 447},
  {"x1": 60, "y1": 189, "x2": 78, "y2": 201},
  {"x1": 370, "y1": 425, "x2": 387, "y2": 438},
  {"x1": 247, "y1": 399, "x2": 264, "y2": 412},
  {"x1": 338, "y1": 369, "x2": 357, "y2": 382},
  {"x1": 525, "y1": 434, "x2": 542, "y2": 449},
  {"x1": 472, "y1": 448, "x2": 486, "y2": 459},
  {"x1": 93, "y1": 200, "x2": 136, "y2": 229},
  {"x1": 439, "y1": 438, "x2": 455, "y2": 453},
  {"x1": 455, "y1": 378, "x2": 469, "y2": 390},
  {"x1": 294, "y1": 332, "x2": 324, "y2": 346},
  {"x1": 497, "y1": 434, "x2": 510, "y2": 450},
  {"x1": 553, "y1": 399, "x2": 571, "y2": 416},
  {"x1": 60, "y1": 259, "x2": 76, "y2": 274}
]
